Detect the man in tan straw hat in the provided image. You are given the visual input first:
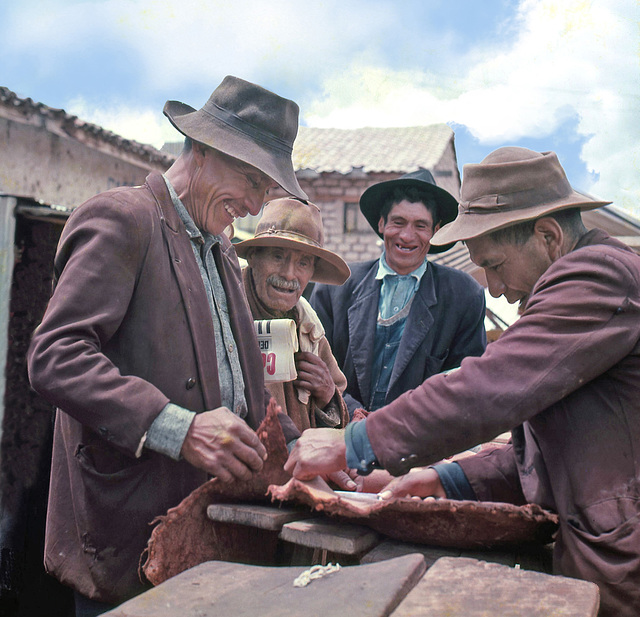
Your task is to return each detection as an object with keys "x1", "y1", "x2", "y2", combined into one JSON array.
[
  {"x1": 285, "y1": 147, "x2": 640, "y2": 616},
  {"x1": 27, "y1": 75, "x2": 306, "y2": 612},
  {"x1": 235, "y1": 197, "x2": 351, "y2": 435}
]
